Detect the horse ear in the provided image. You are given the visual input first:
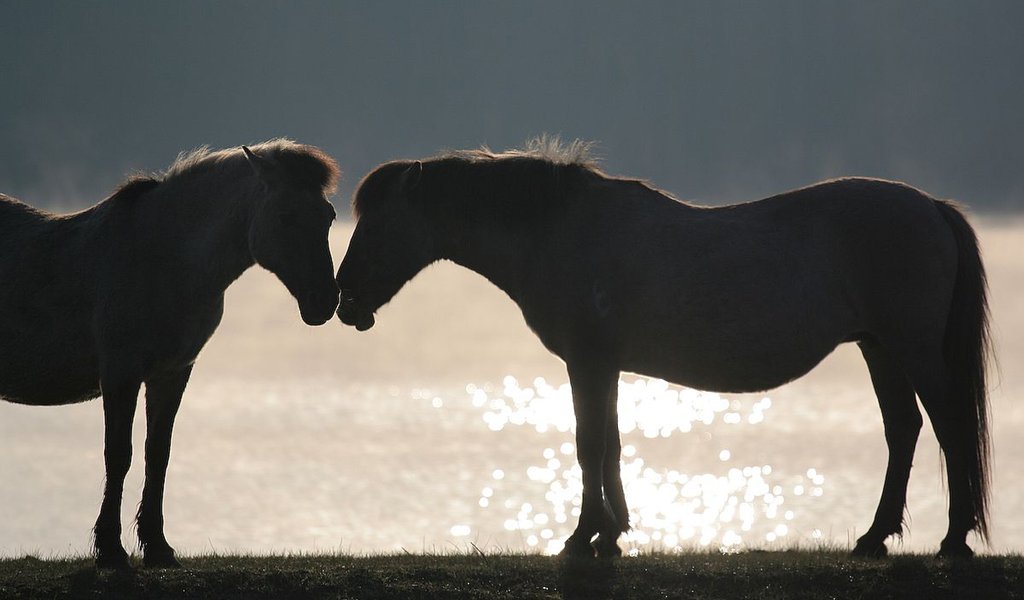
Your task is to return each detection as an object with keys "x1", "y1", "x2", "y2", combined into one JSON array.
[
  {"x1": 400, "y1": 160, "x2": 423, "y2": 192},
  {"x1": 242, "y1": 145, "x2": 274, "y2": 180}
]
